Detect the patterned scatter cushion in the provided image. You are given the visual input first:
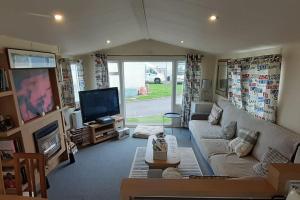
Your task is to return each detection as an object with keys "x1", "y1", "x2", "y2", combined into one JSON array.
[
  {"x1": 221, "y1": 121, "x2": 237, "y2": 140},
  {"x1": 253, "y1": 147, "x2": 289, "y2": 176},
  {"x1": 228, "y1": 128, "x2": 258, "y2": 157},
  {"x1": 208, "y1": 103, "x2": 223, "y2": 125}
]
